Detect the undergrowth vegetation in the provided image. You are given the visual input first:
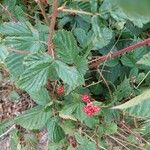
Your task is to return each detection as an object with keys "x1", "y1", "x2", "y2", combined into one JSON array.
[{"x1": 0, "y1": 0, "x2": 150, "y2": 149}]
